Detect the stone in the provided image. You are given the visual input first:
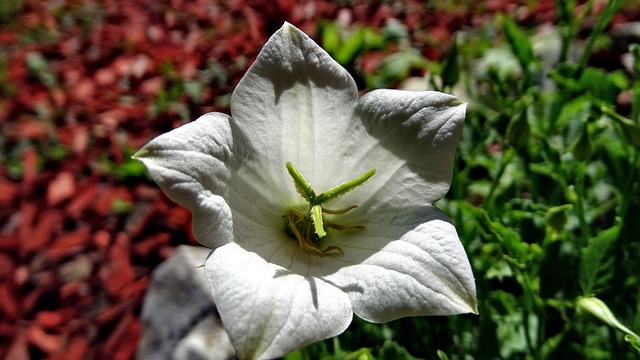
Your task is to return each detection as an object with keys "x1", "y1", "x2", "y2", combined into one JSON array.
[{"x1": 137, "y1": 245, "x2": 235, "y2": 360}]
